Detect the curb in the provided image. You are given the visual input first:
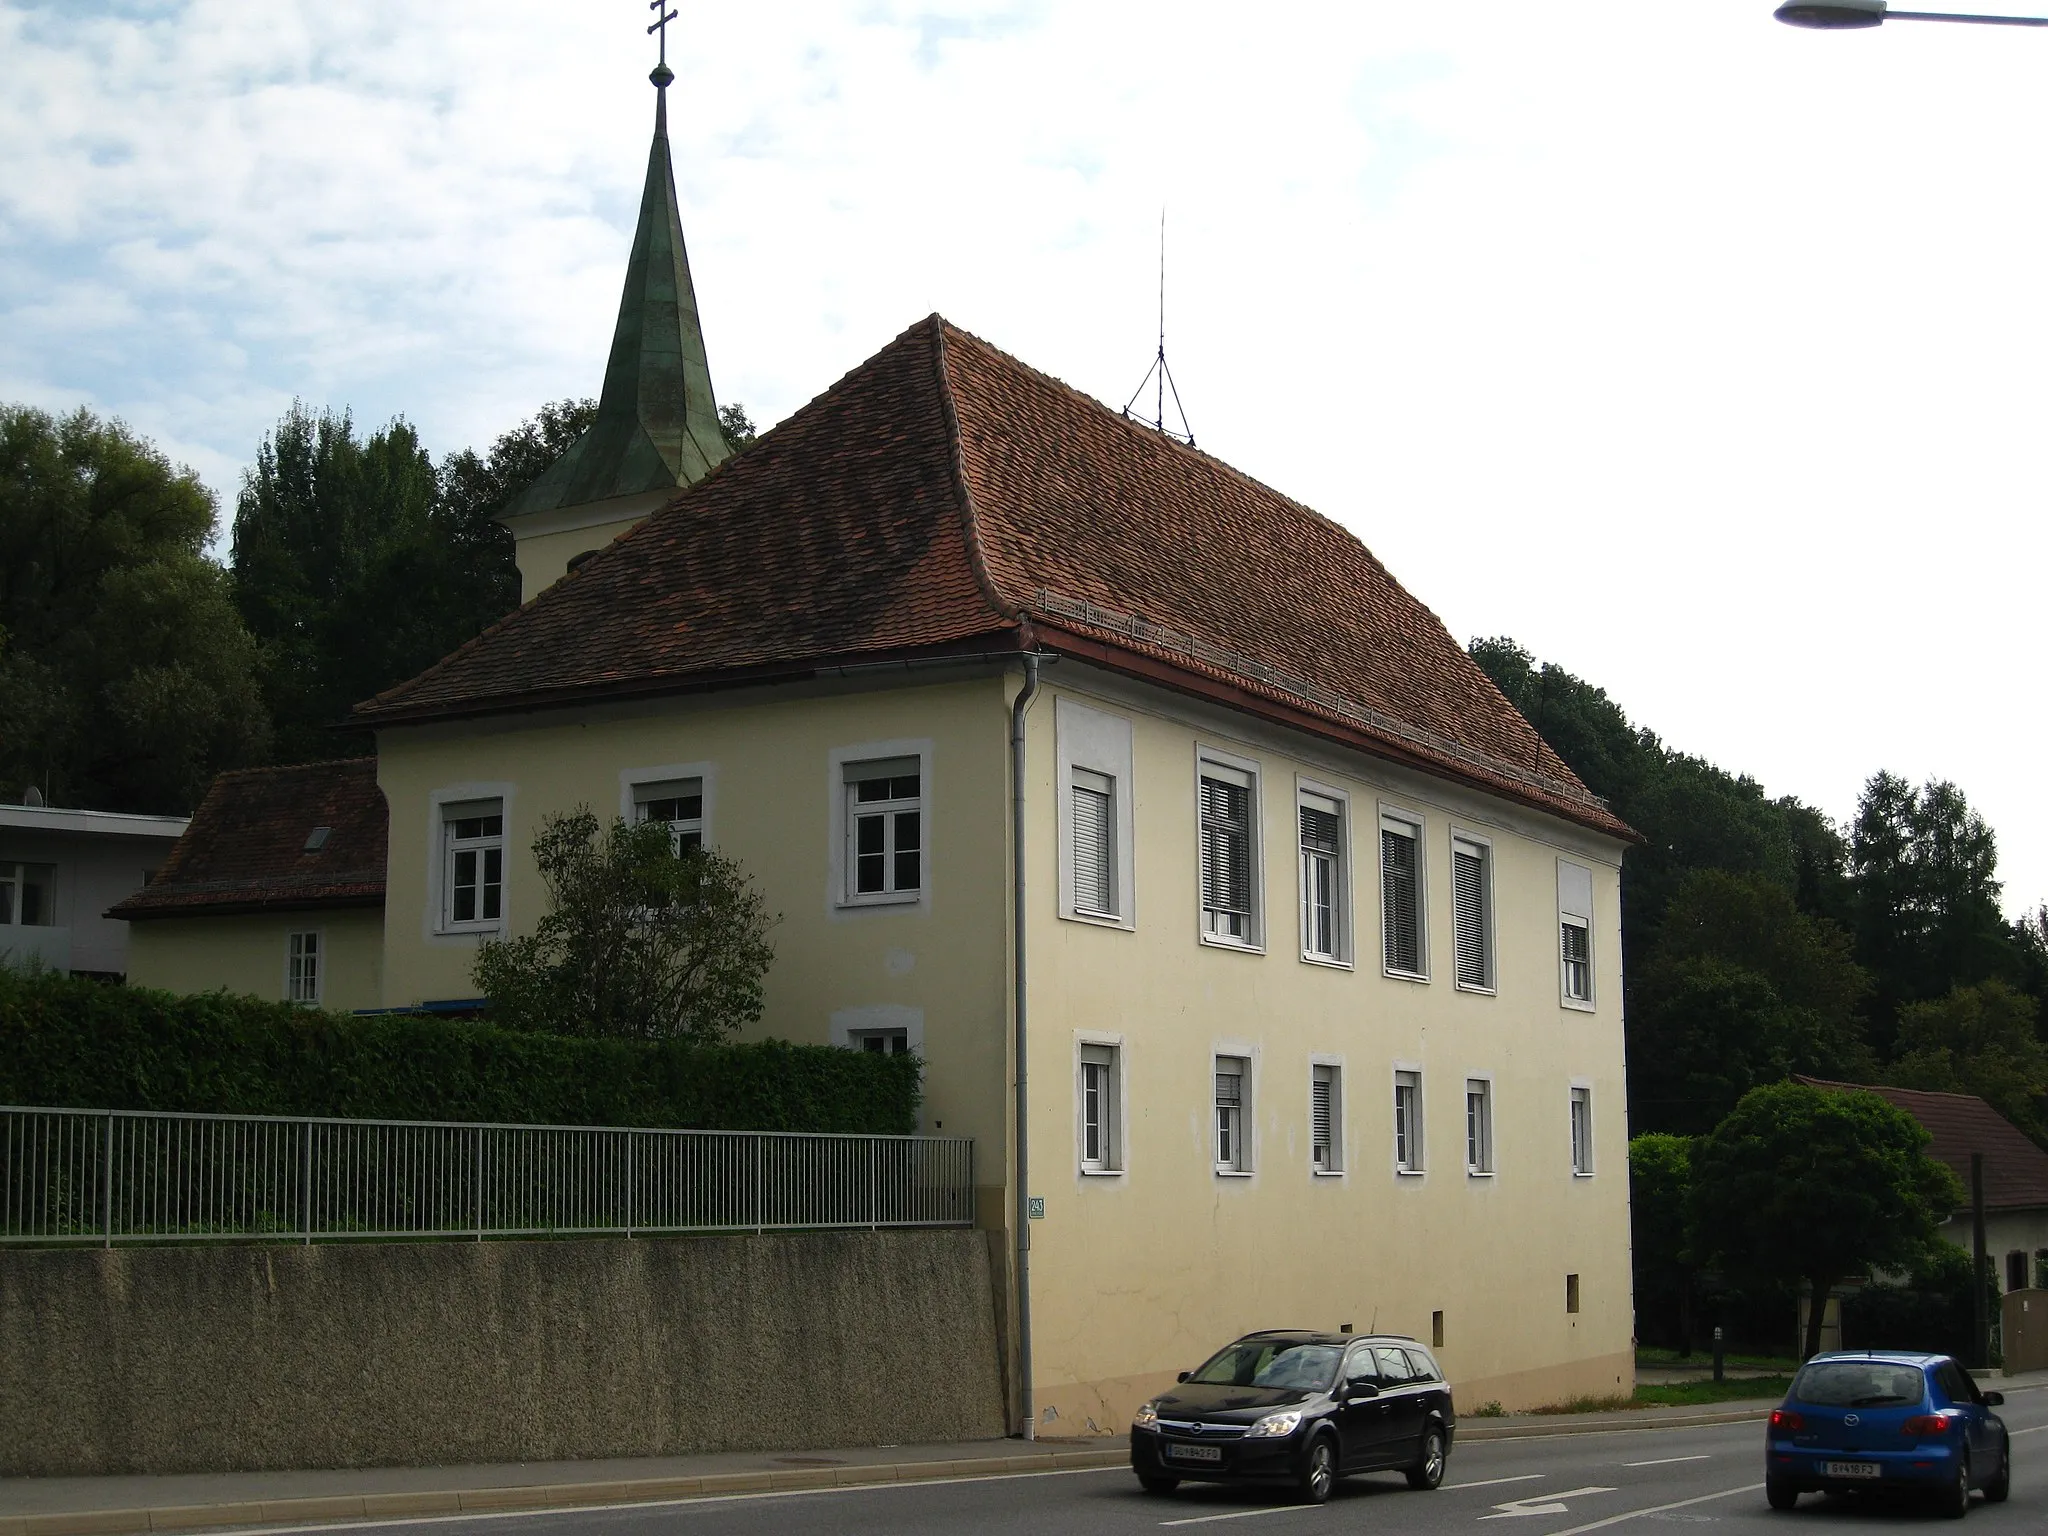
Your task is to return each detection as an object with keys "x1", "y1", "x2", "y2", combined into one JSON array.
[{"x1": 0, "y1": 1451, "x2": 1132, "y2": 1536}]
